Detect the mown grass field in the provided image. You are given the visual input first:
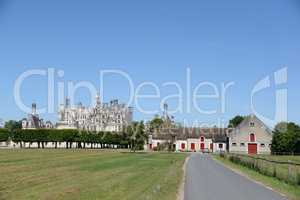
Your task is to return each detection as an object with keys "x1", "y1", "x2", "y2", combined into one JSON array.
[{"x1": 0, "y1": 150, "x2": 186, "y2": 200}]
